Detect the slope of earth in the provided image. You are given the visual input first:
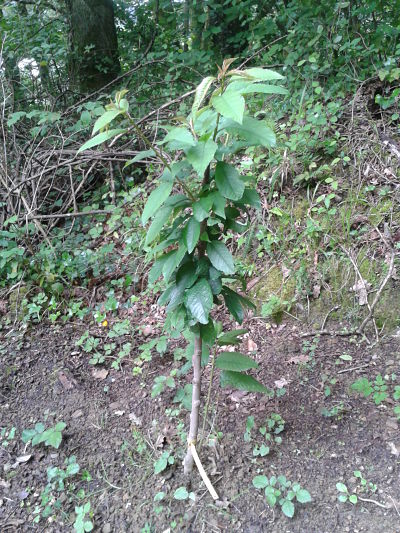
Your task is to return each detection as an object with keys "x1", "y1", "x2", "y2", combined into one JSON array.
[{"x1": 1, "y1": 320, "x2": 400, "y2": 533}]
